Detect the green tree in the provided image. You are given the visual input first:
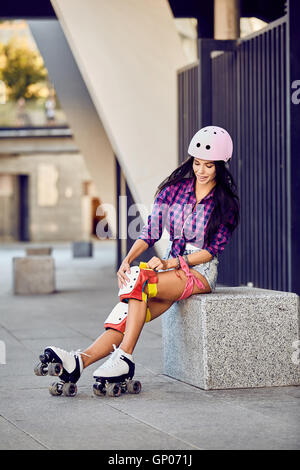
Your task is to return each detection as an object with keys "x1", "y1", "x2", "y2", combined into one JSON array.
[{"x1": 1, "y1": 38, "x2": 47, "y2": 100}]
